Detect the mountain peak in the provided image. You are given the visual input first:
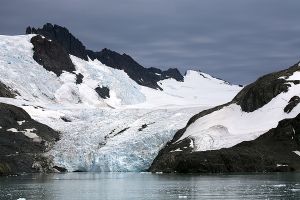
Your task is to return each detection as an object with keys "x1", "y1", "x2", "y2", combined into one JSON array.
[{"x1": 26, "y1": 23, "x2": 88, "y2": 61}]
